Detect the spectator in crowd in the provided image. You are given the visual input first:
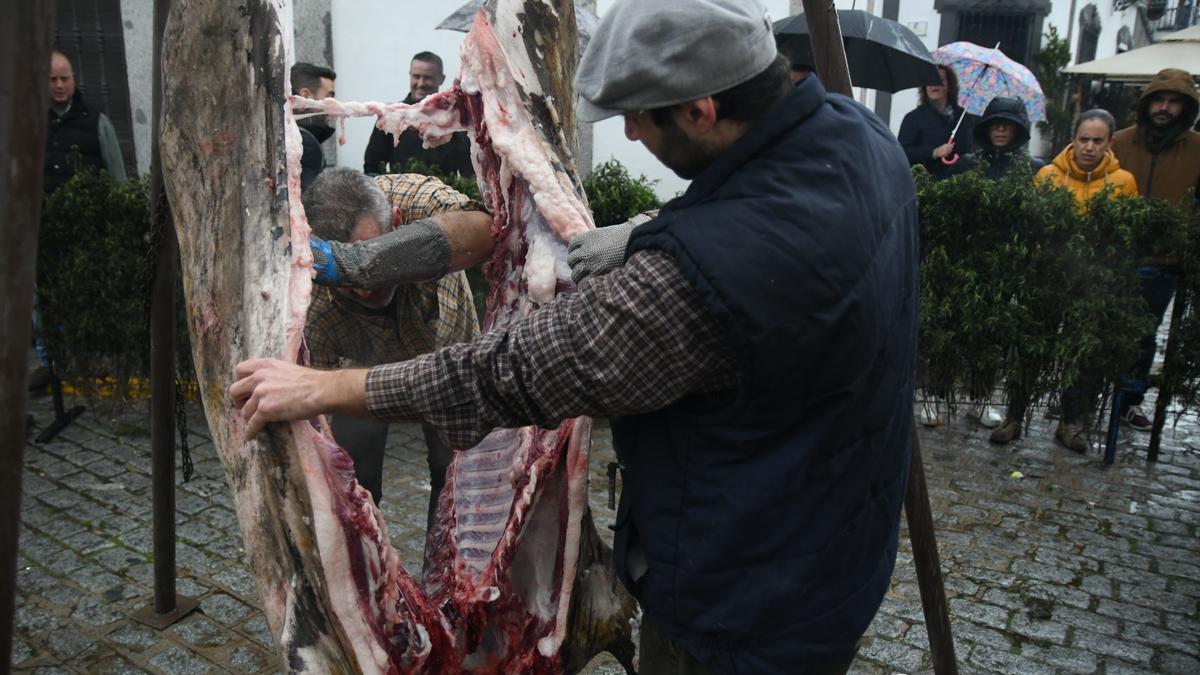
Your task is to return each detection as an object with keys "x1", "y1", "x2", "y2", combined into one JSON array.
[
  {"x1": 970, "y1": 96, "x2": 1046, "y2": 444},
  {"x1": 1036, "y1": 109, "x2": 1138, "y2": 452},
  {"x1": 1110, "y1": 68, "x2": 1200, "y2": 432},
  {"x1": 972, "y1": 96, "x2": 1046, "y2": 180},
  {"x1": 45, "y1": 49, "x2": 126, "y2": 193},
  {"x1": 362, "y1": 51, "x2": 474, "y2": 177},
  {"x1": 302, "y1": 168, "x2": 492, "y2": 558},
  {"x1": 898, "y1": 64, "x2": 974, "y2": 180},
  {"x1": 291, "y1": 62, "x2": 337, "y2": 190}
]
